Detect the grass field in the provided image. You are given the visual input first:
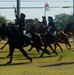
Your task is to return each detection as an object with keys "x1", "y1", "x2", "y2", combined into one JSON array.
[{"x1": 0, "y1": 42, "x2": 74, "y2": 75}]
